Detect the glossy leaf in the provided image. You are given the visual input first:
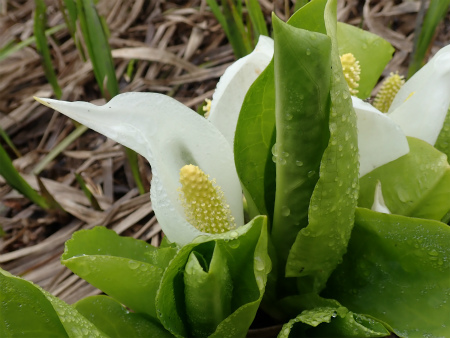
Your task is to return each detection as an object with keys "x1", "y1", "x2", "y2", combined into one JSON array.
[
  {"x1": 74, "y1": 296, "x2": 173, "y2": 338},
  {"x1": 286, "y1": 0, "x2": 359, "y2": 292},
  {"x1": 278, "y1": 306, "x2": 389, "y2": 338},
  {"x1": 324, "y1": 208, "x2": 450, "y2": 337},
  {"x1": 359, "y1": 137, "x2": 450, "y2": 221},
  {"x1": 156, "y1": 216, "x2": 270, "y2": 338},
  {"x1": 61, "y1": 226, "x2": 177, "y2": 319},
  {"x1": 336, "y1": 22, "x2": 394, "y2": 99},
  {"x1": 0, "y1": 268, "x2": 105, "y2": 337},
  {"x1": 271, "y1": 15, "x2": 331, "y2": 263},
  {"x1": 234, "y1": 60, "x2": 276, "y2": 219}
]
